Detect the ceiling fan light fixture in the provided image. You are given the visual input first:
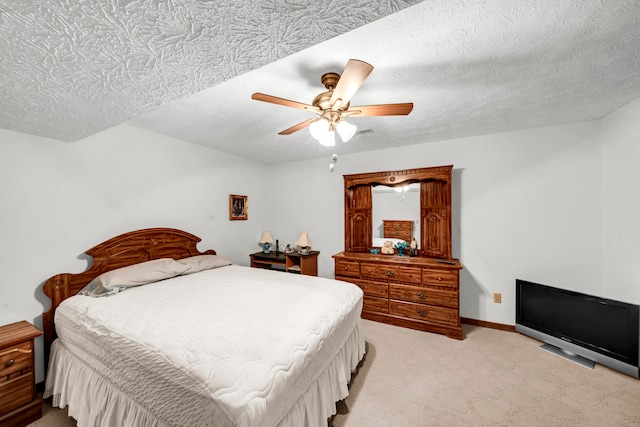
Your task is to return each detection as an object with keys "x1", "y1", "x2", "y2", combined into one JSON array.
[
  {"x1": 318, "y1": 130, "x2": 336, "y2": 147},
  {"x1": 309, "y1": 118, "x2": 329, "y2": 140},
  {"x1": 336, "y1": 119, "x2": 357, "y2": 142}
]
